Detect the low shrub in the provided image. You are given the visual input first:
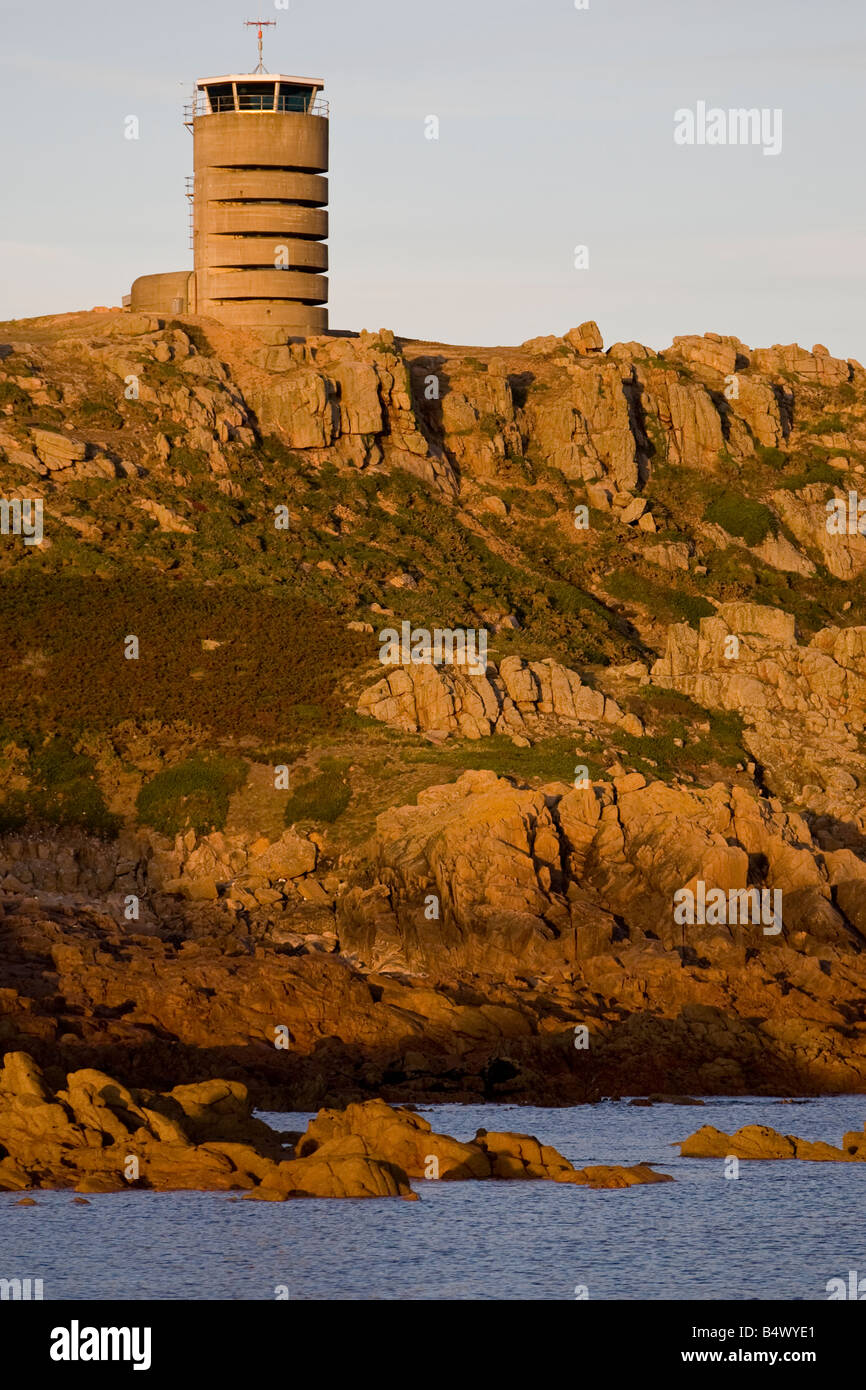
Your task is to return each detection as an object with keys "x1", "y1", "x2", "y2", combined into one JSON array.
[
  {"x1": 136, "y1": 754, "x2": 248, "y2": 837},
  {"x1": 283, "y1": 759, "x2": 351, "y2": 825},
  {"x1": 0, "y1": 737, "x2": 120, "y2": 835},
  {"x1": 703, "y1": 492, "x2": 775, "y2": 546}
]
